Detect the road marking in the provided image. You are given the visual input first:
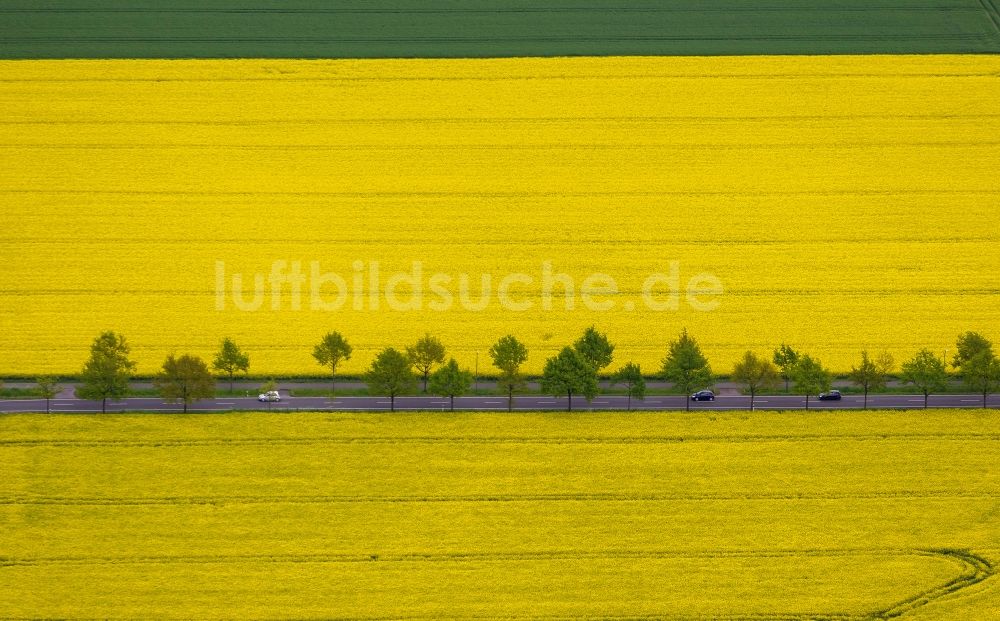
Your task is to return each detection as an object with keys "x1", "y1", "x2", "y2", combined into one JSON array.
[
  {"x1": 961, "y1": 399, "x2": 981, "y2": 403},
  {"x1": 375, "y1": 401, "x2": 391, "y2": 405},
  {"x1": 908, "y1": 399, "x2": 926, "y2": 403},
  {"x1": 217, "y1": 402, "x2": 235, "y2": 406},
  {"x1": 484, "y1": 401, "x2": 503, "y2": 404},
  {"x1": 537, "y1": 401, "x2": 557, "y2": 404}
]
